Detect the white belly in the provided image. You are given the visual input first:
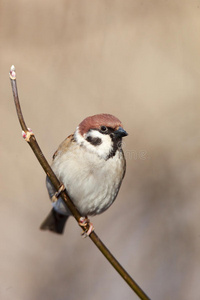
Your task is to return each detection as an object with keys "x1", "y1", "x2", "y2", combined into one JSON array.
[{"x1": 50, "y1": 144, "x2": 125, "y2": 216}]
